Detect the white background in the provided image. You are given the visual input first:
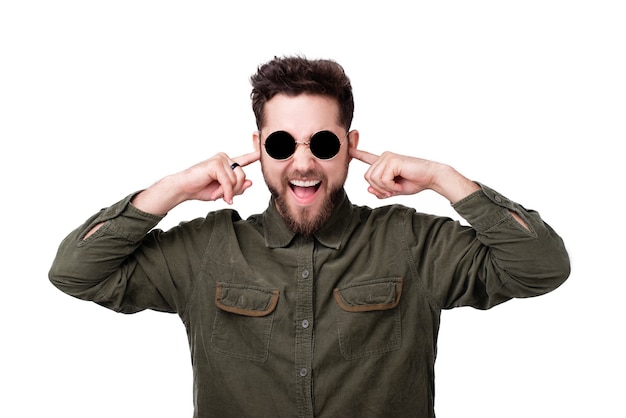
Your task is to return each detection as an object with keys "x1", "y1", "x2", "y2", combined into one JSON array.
[{"x1": 1, "y1": 1, "x2": 624, "y2": 417}]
